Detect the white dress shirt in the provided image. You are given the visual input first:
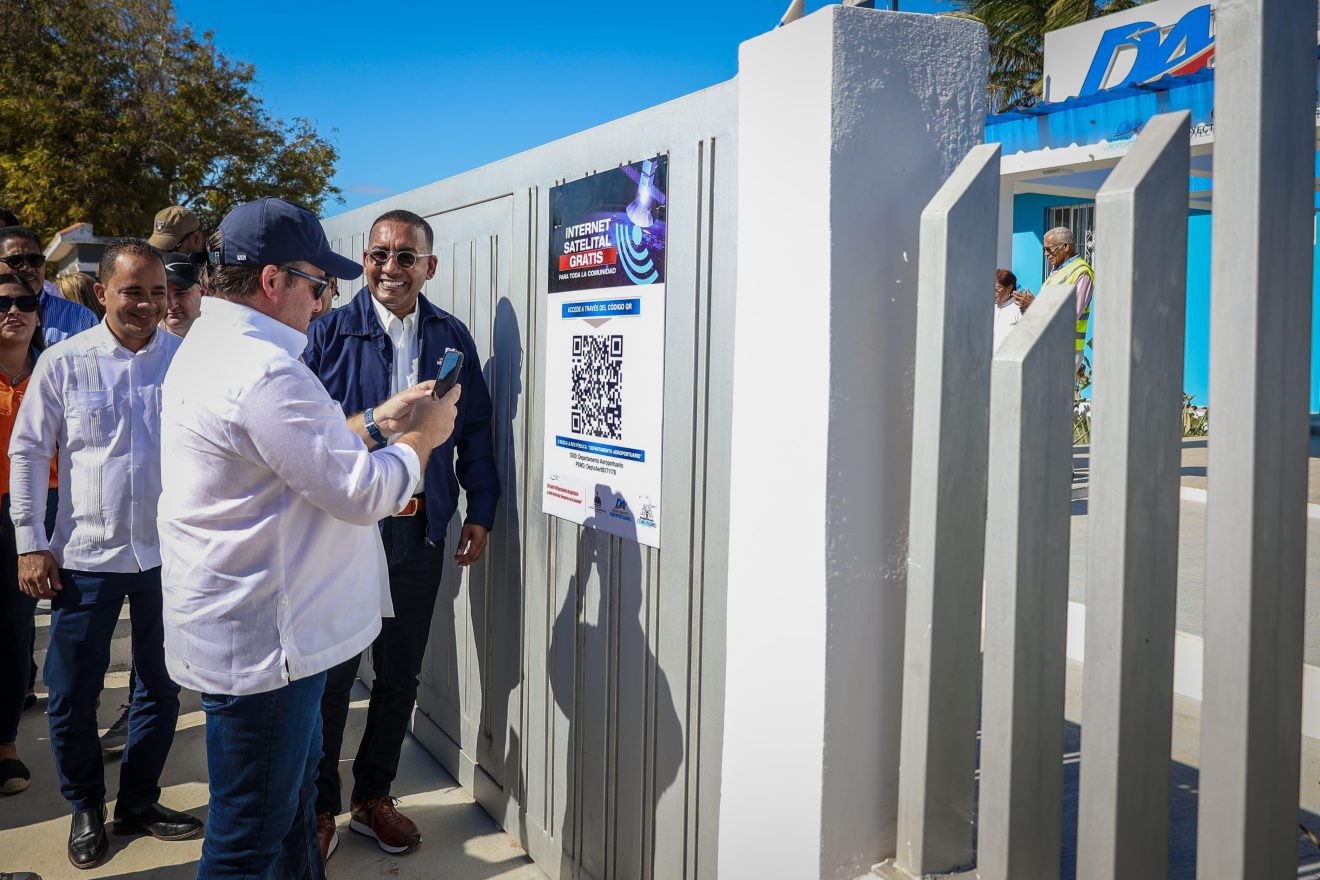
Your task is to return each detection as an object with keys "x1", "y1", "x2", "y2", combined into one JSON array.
[
  {"x1": 158, "y1": 297, "x2": 421, "y2": 696},
  {"x1": 371, "y1": 295, "x2": 419, "y2": 396},
  {"x1": 370, "y1": 295, "x2": 425, "y2": 494},
  {"x1": 9, "y1": 322, "x2": 180, "y2": 571}
]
